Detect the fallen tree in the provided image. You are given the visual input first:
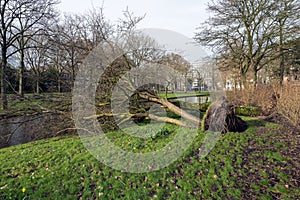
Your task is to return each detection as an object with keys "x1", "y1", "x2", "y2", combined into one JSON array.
[
  {"x1": 87, "y1": 86, "x2": 198, "y2": 128},
  {"x1": 95, "y1": 56, "x2": 247, "y2": 133},
  {"x1": 95, "y1": 88, "x2": 201, "y2": 130},
  {"x1": 94, "y1": 56, "x2": 201, "y2": 131}
]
